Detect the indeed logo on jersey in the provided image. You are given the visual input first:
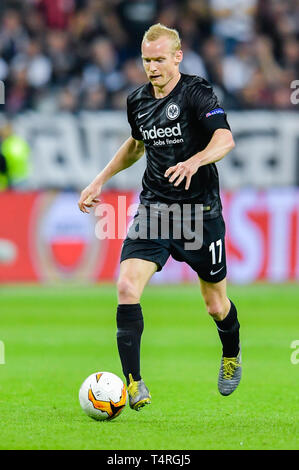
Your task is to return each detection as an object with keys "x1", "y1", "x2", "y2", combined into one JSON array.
[{"x1": 140, "y1": 123, "x2": 184, "y2": 146}]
